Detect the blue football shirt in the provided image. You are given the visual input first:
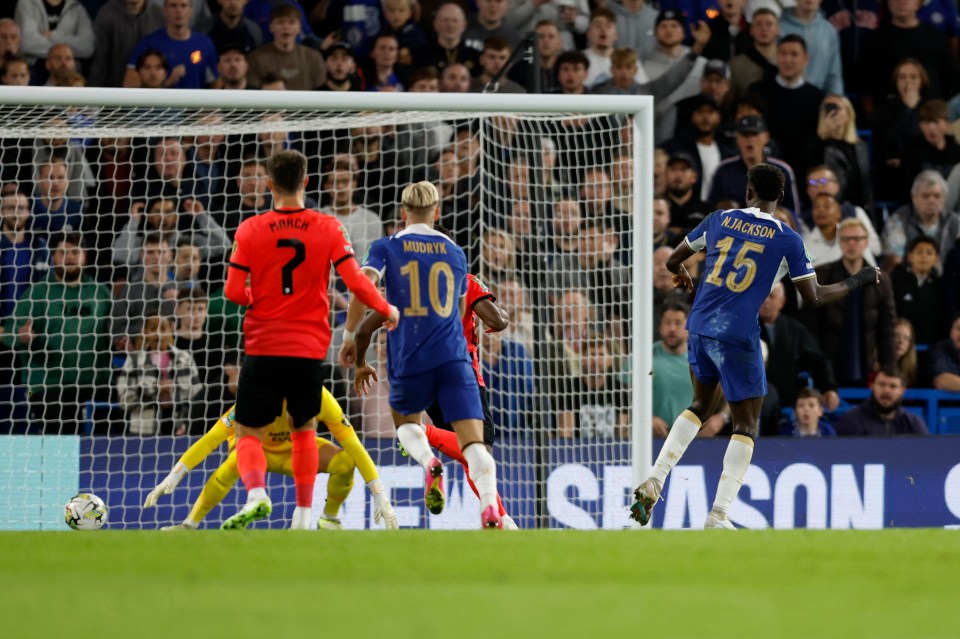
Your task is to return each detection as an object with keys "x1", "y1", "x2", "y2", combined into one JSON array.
[
  {"x1": 127, "y1": 29, "x2": 219, "y2": 89},
  {"x1": 362, "y1": 223, "x2": 469, "y2": 379},
  {"x1": 685, "y1": 208, "x2": 815, "y2": 349}
]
